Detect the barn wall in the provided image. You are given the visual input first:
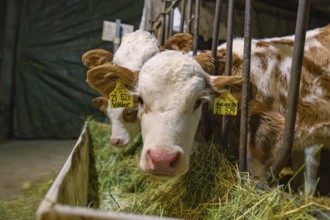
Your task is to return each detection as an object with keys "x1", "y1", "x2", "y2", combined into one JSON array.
[{"x1": 11, "y1": 0, "x2": 144, "y2": 138}]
